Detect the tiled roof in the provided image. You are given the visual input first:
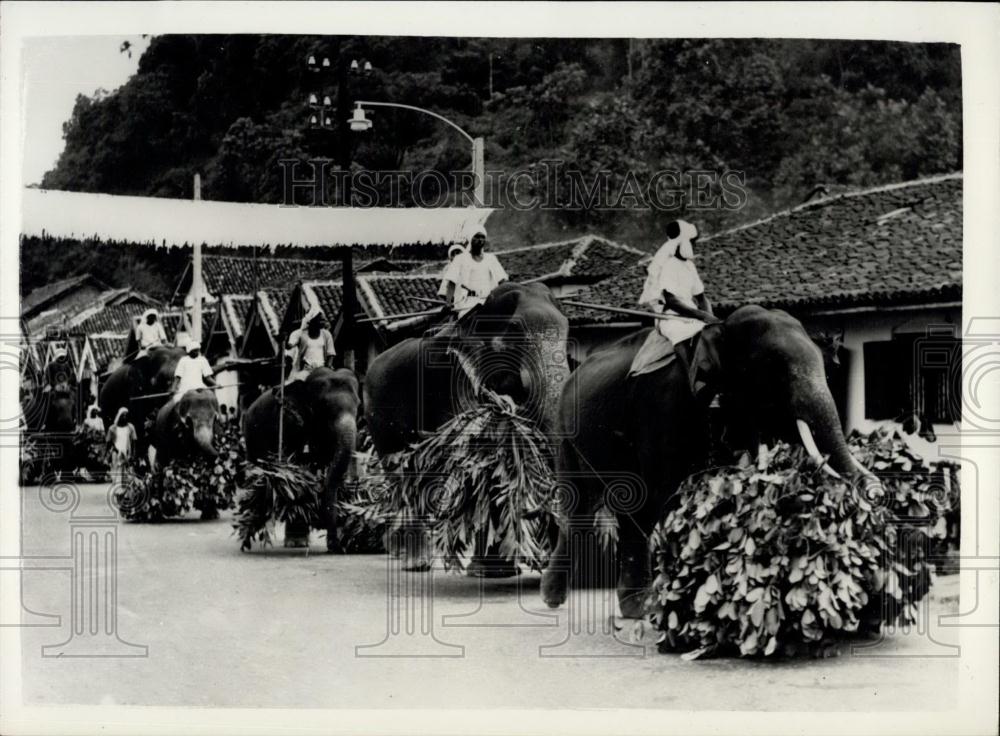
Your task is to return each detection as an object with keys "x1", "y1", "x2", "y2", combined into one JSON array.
[
  {"x1": 567, "y1": 173, "x2": 963, "y2": 324},
  {"x1": 221, "y1": 294, "x2": 255, "y2": 340},
  {"x1": 76, "y1": 302, "x2": 149, "y2": 336},
  {"x1": 88, "y1": 334, "x2": 129, "y2": 373},
  {"x1": 257, "y1": 288, "x2": 291, "y2": 336},
  {"x1": 200, "y1": 255, "x2": 343, "y2": 298},
  {"x1": 21, "y1": 274, "x2": 109, "y2": 316},
  {"x1": 494, "y1": 236, "x2": 645, "y2": 283},
  {"x1": 303, "y1": 281, "x2": 344, "y2": 324},
  {"x1": 356, "y1": 275, "x2": 443, "y2": 331}
]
